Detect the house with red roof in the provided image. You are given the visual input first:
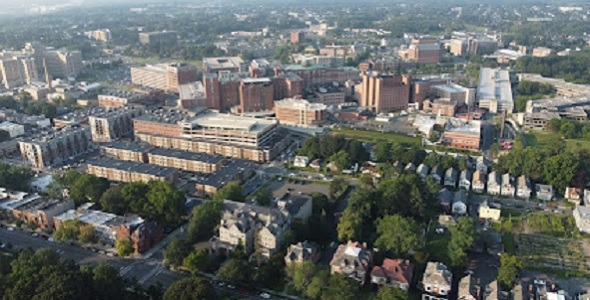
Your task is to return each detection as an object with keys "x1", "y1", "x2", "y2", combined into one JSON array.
[{"x1": 371, "y1": 258, "x2": 414, "y2": 291}]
